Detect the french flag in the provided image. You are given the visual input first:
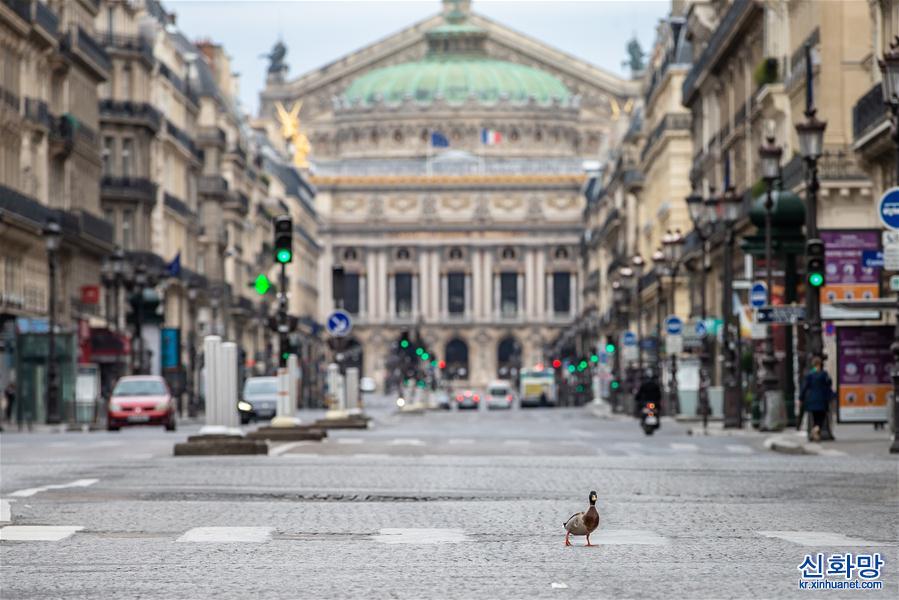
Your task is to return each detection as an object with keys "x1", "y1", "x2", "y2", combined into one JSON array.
[{"x1": 480, "y1": 128, "x2": 502, "y2": 145}]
